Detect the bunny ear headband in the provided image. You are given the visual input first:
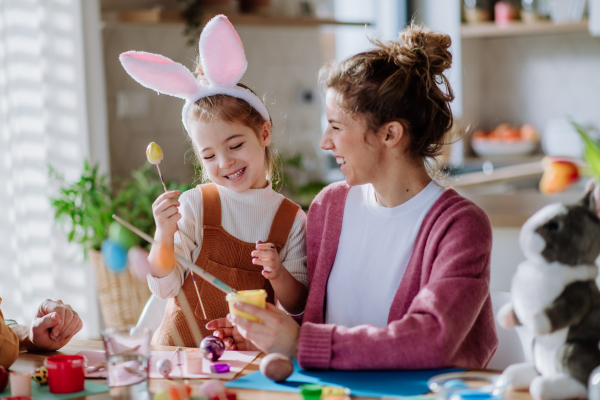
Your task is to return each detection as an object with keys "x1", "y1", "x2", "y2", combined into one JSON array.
[{"x1": 119, "y1": 15, "x2": 269, "y2": 134}]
